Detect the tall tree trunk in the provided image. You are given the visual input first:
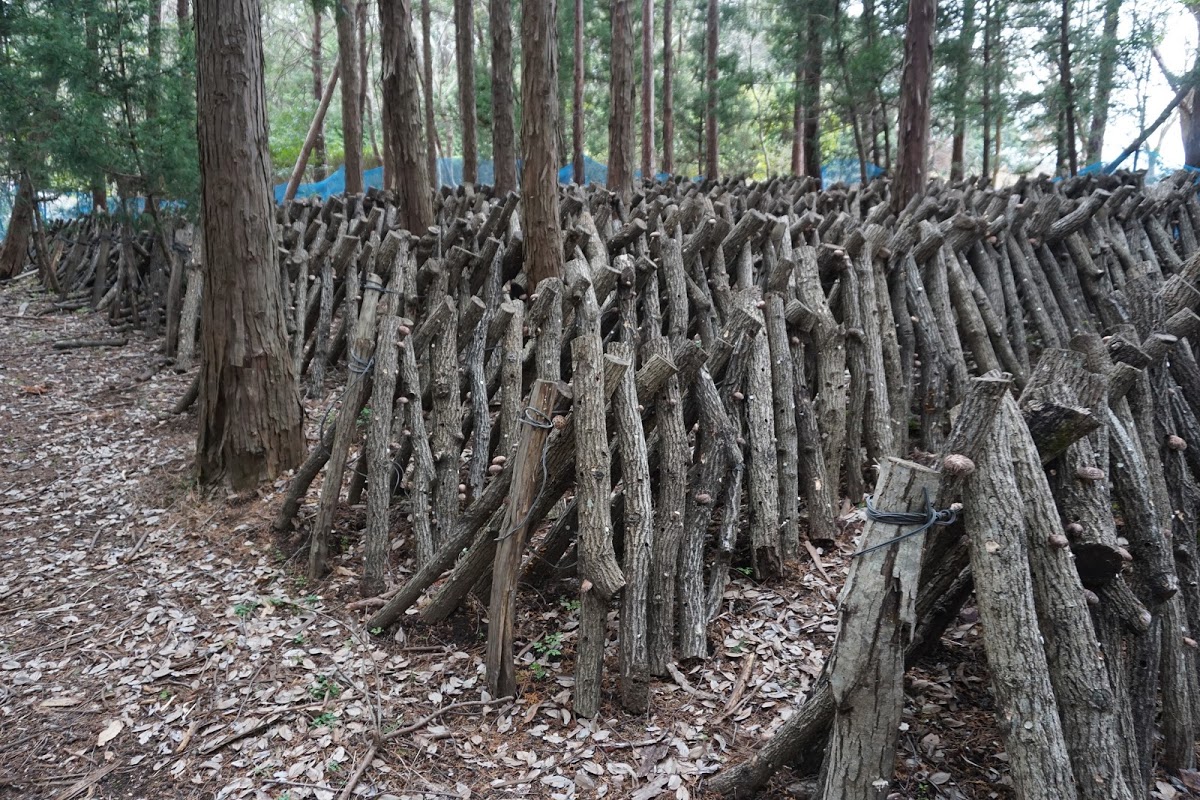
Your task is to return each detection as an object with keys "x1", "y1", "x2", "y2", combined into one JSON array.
[
  {"x1": 1058, "y1": 0, "x2": 1078, "y2": 176},
  {"x1": 0, "y1": 173, "x2": 33, "y2": 281},
  {"x1": 380, "y1": 0, "x2": 433, "y2": 230},
  {"x1": 802, "y1": 0, "x2": 824, "y2": 183},
  {"x1": 1182, "y1": 9, "x2": 1200, "y2": 167},
  {"x1": 336, "y1": 0, "x2": 363, "y2": 193},
  {"x1": 490, "y1": 0, "x2": 516, "y2": 193},
  {"x1": 703, "y1": 0, "x2": 718, "y2": 179},
  {"x1": 981, "y1": 0, "x2": 992, "y2": 179},
  {"x1": 608, "y1": 0, "x2": 635, "y2": 201},
  {"x1": 640, "y1": 0, "x2": 654, "y2": 182},
  {"x1": 177, "y1": 0, "x2": 189, "y2": 22},
  {"x1": 661, "y1": 0, "x2": 674, "y2": 174},
  {"x1": 892, "y1": 0, "x2": 936, "y2": 214},
  {"x1": 454, "y1": 0, "x2": 477, "y2": 184},
  {"x1": 147, "y1": 0, "x2": 163, "y2": 125},
  {"x1": 522, "y1": 0, "x2": 564, "y2": 287},
  {"x1": 311, "y1": 2, "x2": 327, "y2": 180},
  {"x1": 791, "y1": 53, "x2": 803, "y2": 177},
  {"x1": 1084, "y1": 0, "x2": 1121, "y2": 162},
  {"x1": 949, "y1": 0, "x2": 976, "y2": 181},
  {"x1": 193, "y1": 0, "x2": 304, "y2": 490},
  {"x1": 358, "y1": 1, "x2": 374, "y2": 167},
  {"x1": 572, "y1": 0, "x2": 585, "y2": 184},
  {"x1": 421, "y1": 0, "x2": 439, "y2": 188}
]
